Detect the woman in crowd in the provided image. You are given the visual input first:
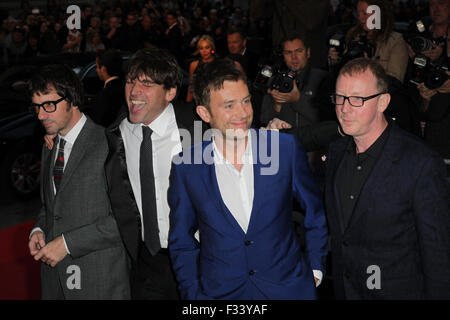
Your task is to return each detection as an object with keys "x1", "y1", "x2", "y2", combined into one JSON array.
[
  {"x1": 329, "y1": 0, "x2": 409, "y2": 83},
  {"x1": 186, "y1": 34, "x2": 216, "y2": 102}
]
